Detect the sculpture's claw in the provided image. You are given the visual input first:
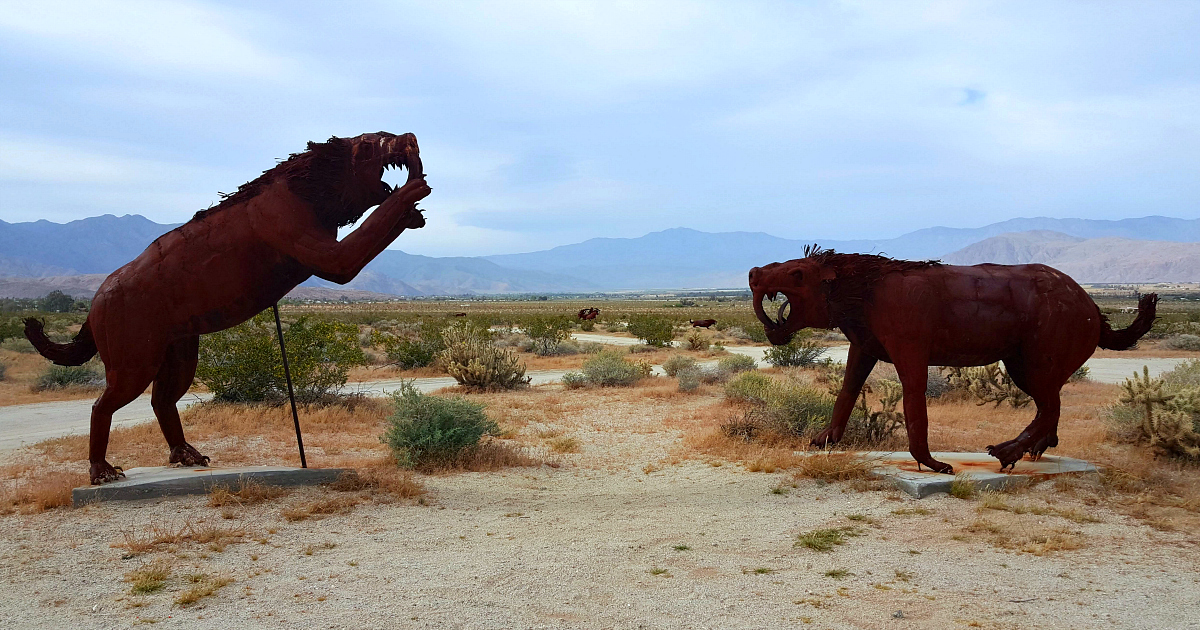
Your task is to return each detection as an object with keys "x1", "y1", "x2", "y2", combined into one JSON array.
[
  {"x1": 90, "y1": 461, "x2": 126, "y2": 485},
  {"x1": 925, "y1": 459, "x2": 954, "y2": 475},
  {"x1": 169, "y1": 443, "x2": 211, "y2": 467},
  {"x1": 987, "y1": 440, "x2": 1025, "y2": 472}
]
